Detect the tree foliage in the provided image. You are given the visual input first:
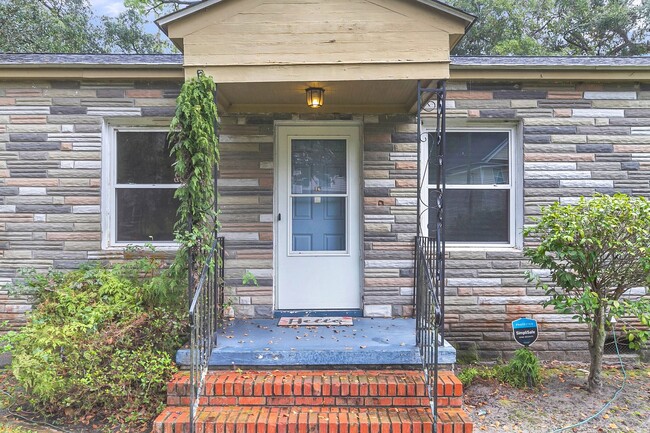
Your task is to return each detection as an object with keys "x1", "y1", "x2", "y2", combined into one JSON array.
[
  {"x1": 447, "y1": 0, "x2": 650, "y2": 55},
  {"x1": 6, "y1": 1, "x2": 649, "y2": 56},
  {"x1": 0, "y1": 0, "x2": 170, "y2": 53},
  {"x1": 524, "y1": 193, "x2": 650, "y2": 392}
]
